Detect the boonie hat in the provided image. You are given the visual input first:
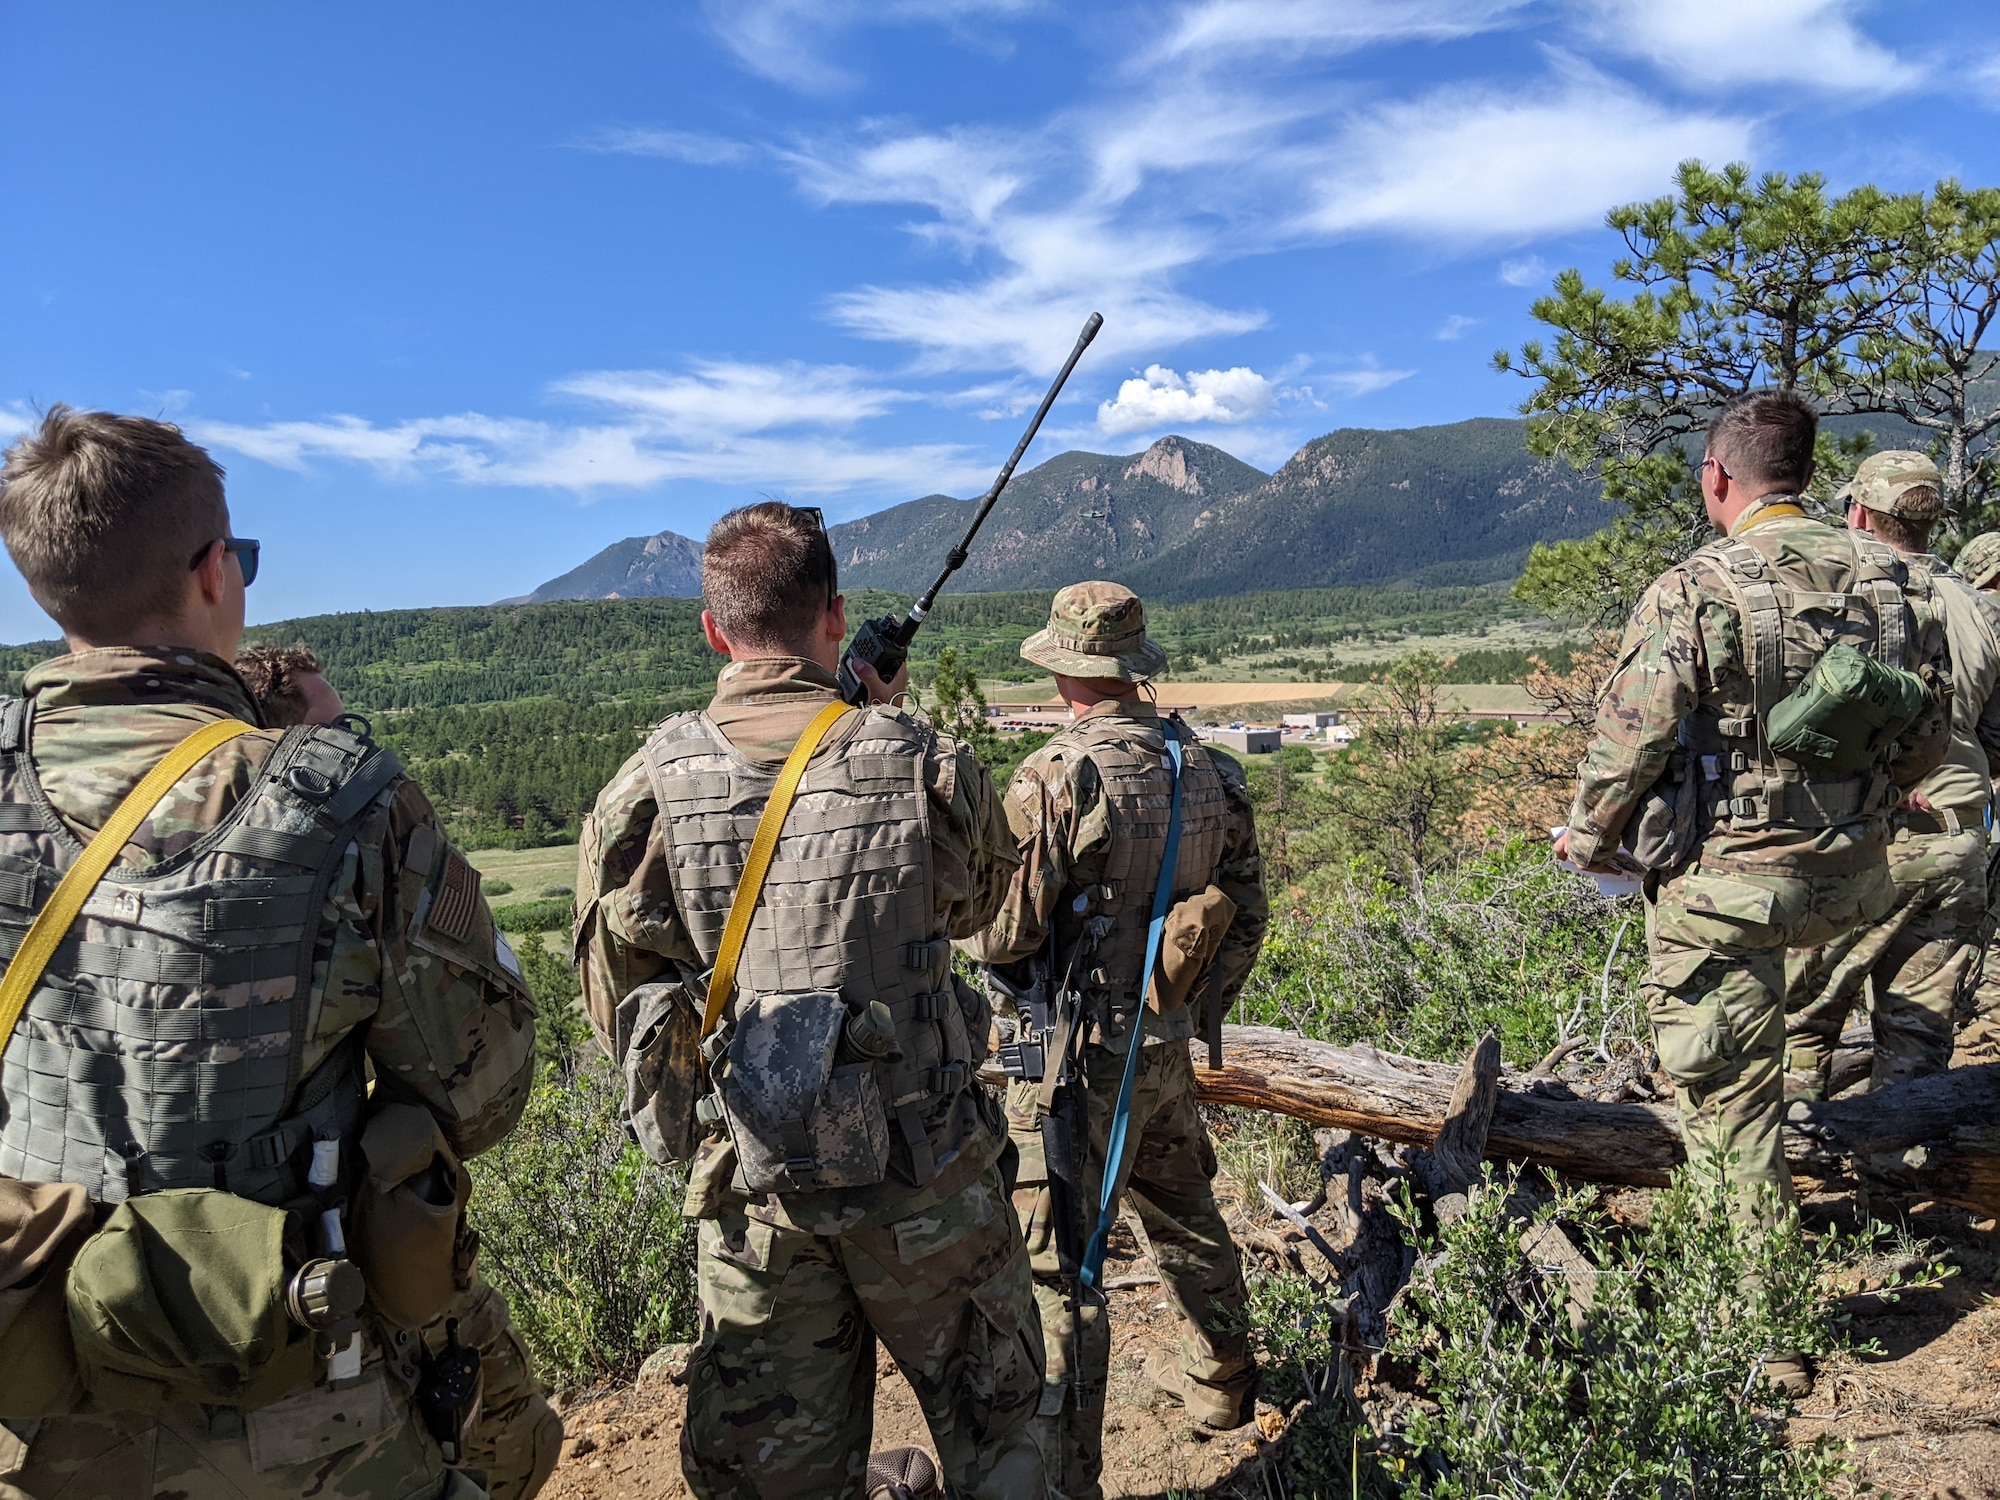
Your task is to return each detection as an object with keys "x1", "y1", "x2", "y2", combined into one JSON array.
[
  {"x1": 1842, "y1": 450, "x2": 1944, "y2": 521},
  {"x1": 1019, "y1": 581, "x2": 1167, "y2": 682},
  {"x1": 1956, "y1": 531, "x2": 2000, "y2": 590}
]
